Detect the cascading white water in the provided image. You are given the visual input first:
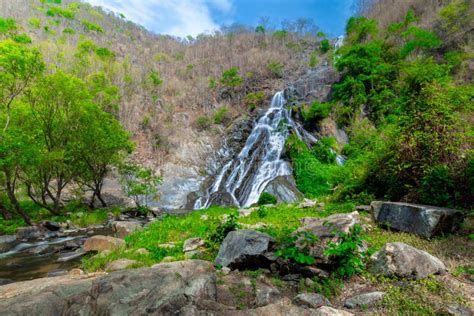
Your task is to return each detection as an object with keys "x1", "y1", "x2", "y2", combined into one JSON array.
[
  {"x1": 194, "y1": 89, "x2": 346, "y2": 210},
  {"x1": 196, "y1": 91, "x2": 294, "y2": 208}
]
